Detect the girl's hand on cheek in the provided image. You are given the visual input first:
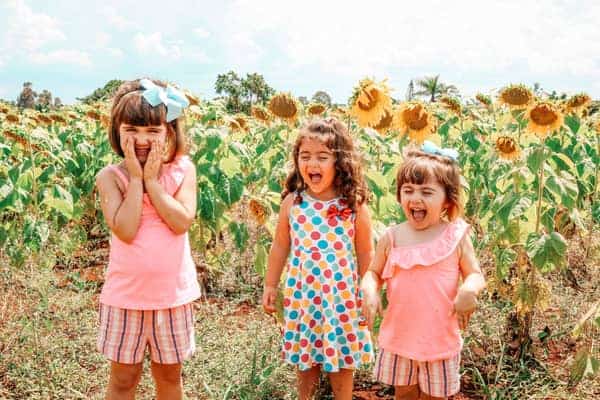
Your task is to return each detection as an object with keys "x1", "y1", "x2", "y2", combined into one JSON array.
[
  {"x1": 124, "y1": 136, "x2": 143, "y2": 179},
  {"x1": 144, "y1": 139, "x2": 163, "y2": 183}
]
